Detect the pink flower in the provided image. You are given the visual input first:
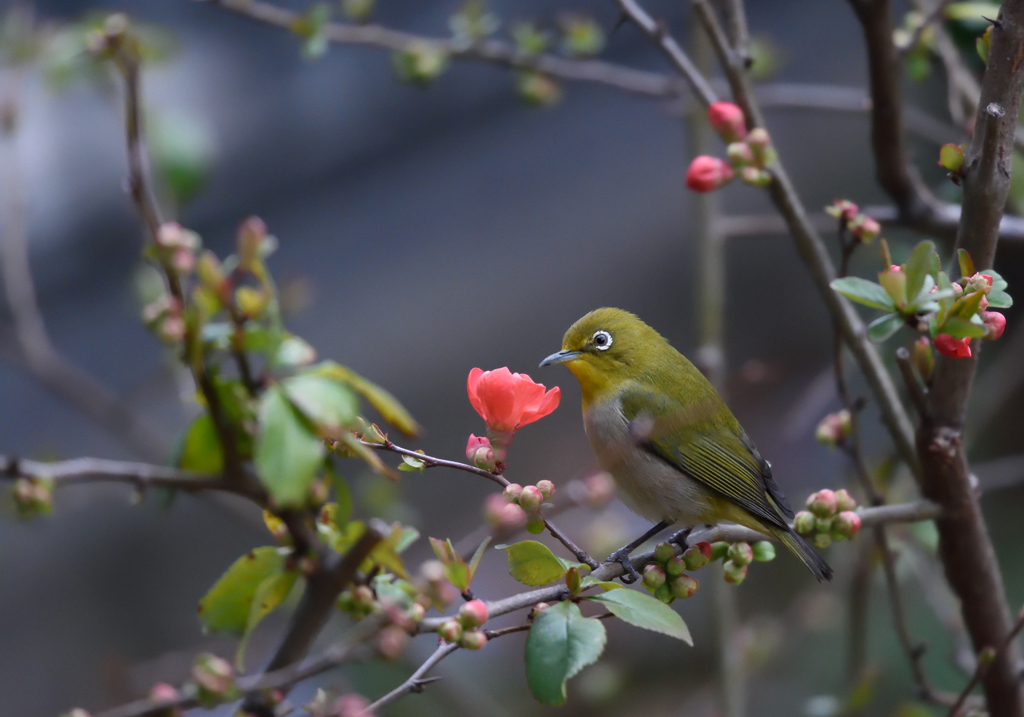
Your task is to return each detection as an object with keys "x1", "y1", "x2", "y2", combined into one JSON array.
[
  {"x1": 982, "y1": 311, "x2": 1006, "y2": 340},
  {"x1": 685, "y1": 156, "x2": 735, "y2": 193},
  {"x1": 934, "y1": 334, "x2": 972, "y2": 359},
  {"x1": 467, "y1": 367, "x2": 560, "y2": 433},
  {"x1": 707, "y1": 101, "x2": 747, "y2": 141}
]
